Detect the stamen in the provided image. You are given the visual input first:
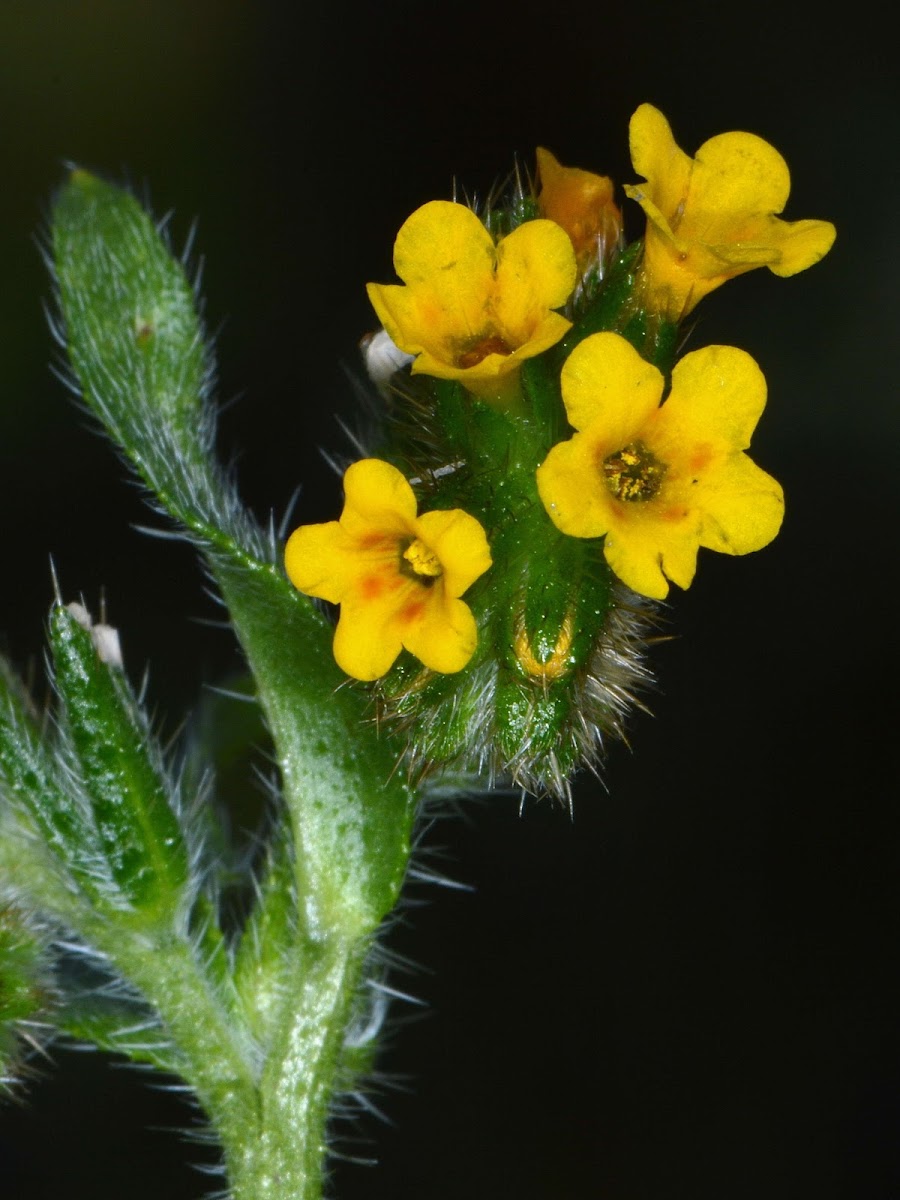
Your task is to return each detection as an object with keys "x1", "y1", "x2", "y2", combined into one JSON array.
[
  {"x1": 401, "y1": 538, "x2": 443, "y2": 585},
  {"x1": 603, "y1": 440, "x2": 667, "y2": 502}
]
